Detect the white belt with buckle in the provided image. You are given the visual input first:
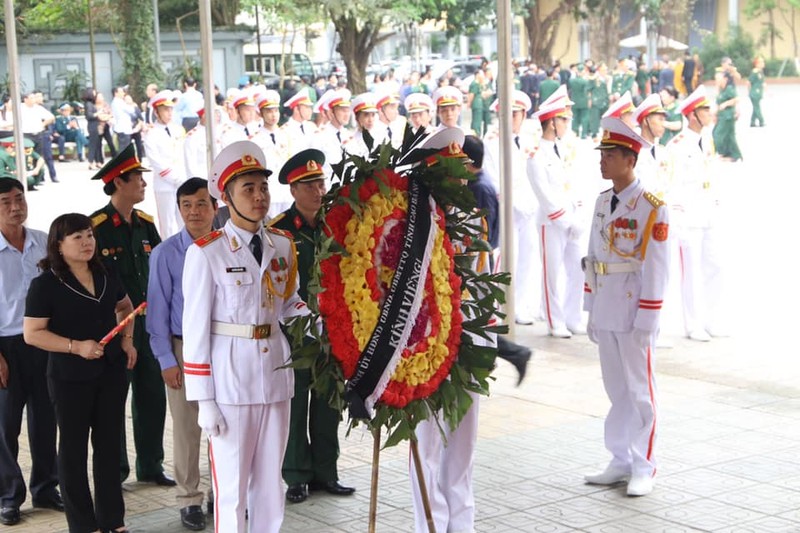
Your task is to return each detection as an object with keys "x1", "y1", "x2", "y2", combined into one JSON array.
[
  {"x1": 211, "y1": 321, "x2": 272, "y2": 339},
  {"x1": 593, "y1": 261, "x2": 639, "y2": 275}
]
